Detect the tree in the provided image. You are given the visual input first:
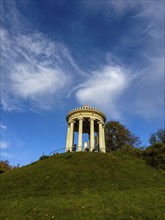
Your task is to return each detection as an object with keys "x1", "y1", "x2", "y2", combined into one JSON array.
[
  {"x1": 0, "y1": 160, "x2": 12, "y2": 174},
  {"x1": 149, "y1": 129, "x2": 165, "y2": 145},
  {"x1": 105, "y1": 120, "x2": 141, "y2": 151},
  {"x1": 143, "y1": 143, "x2": 165, "y2": 170}
]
